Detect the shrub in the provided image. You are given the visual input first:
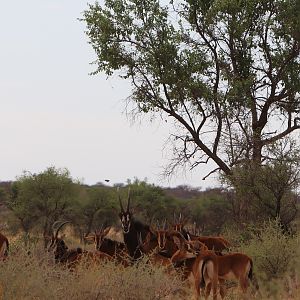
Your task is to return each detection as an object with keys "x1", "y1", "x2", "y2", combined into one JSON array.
[{"x1": 235, "y1": 219, "x2": 299, "y2": 279}]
